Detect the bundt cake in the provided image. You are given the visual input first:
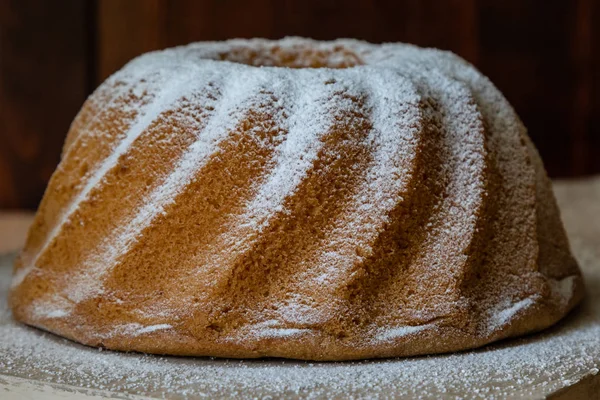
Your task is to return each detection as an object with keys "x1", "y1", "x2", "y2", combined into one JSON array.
[{"x1": 9, "y1": 38, "x2": 584, "y2": 360}]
